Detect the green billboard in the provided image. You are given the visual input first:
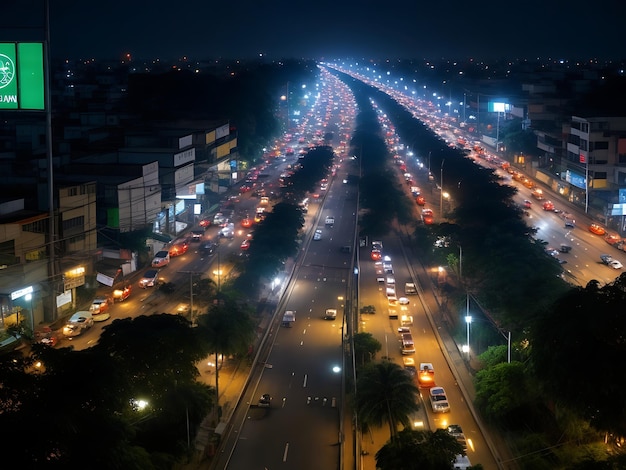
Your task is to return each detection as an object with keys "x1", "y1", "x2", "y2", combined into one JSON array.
[{"x1": 0, "y1": 42, "x2": 45, "y2": 110}]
